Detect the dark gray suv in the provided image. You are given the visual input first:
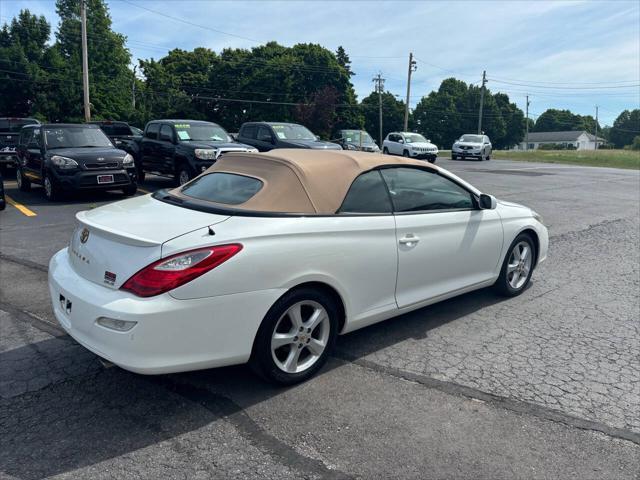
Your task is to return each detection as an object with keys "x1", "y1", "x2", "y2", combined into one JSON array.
[{"x1": 237, "y1": 122, "x2": 342, "y2": 152}]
